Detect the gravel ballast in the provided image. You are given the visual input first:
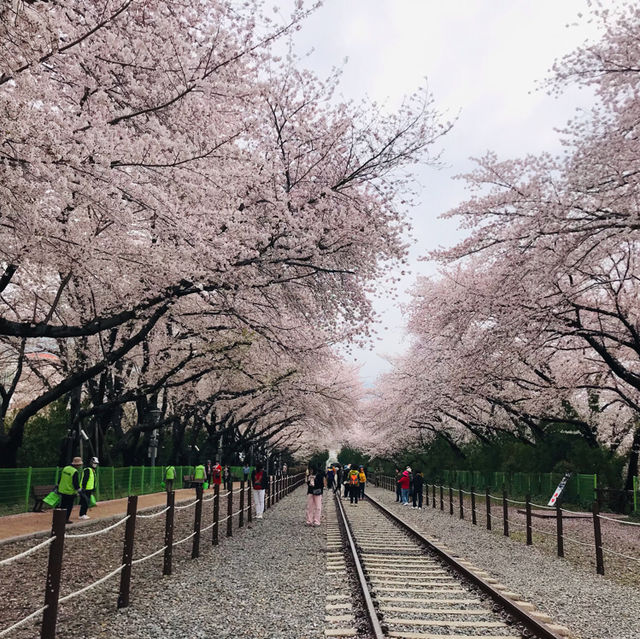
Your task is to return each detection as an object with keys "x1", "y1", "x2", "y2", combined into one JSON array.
[{"x1": 369, "y1": 486, "x2": 640, "y2": 639}]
